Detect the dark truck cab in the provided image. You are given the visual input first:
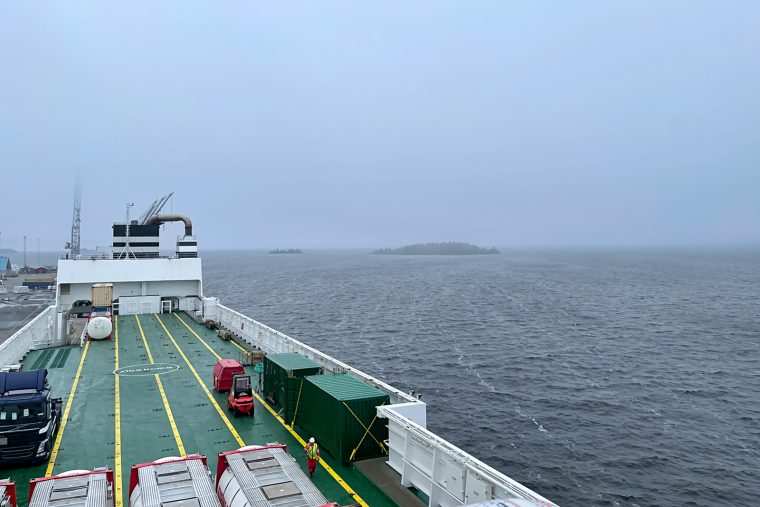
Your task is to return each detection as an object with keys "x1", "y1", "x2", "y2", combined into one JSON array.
[{"x1": 0, "y1": 369, "x2": 62, "y2": 464}]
